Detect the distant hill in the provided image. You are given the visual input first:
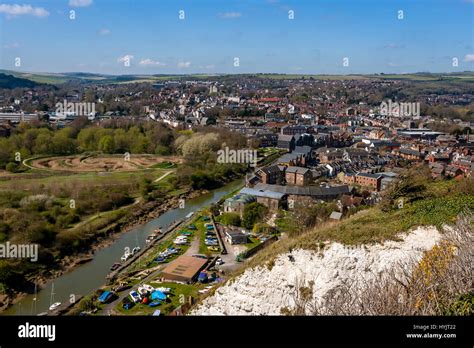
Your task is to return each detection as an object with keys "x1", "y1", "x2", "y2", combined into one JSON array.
[
  {"x1": 0, "y1": 73, "x2": 41, "y2": 89},
  {"x1": 1, "y1": 69, "x2": 473, "y2": 86}
]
